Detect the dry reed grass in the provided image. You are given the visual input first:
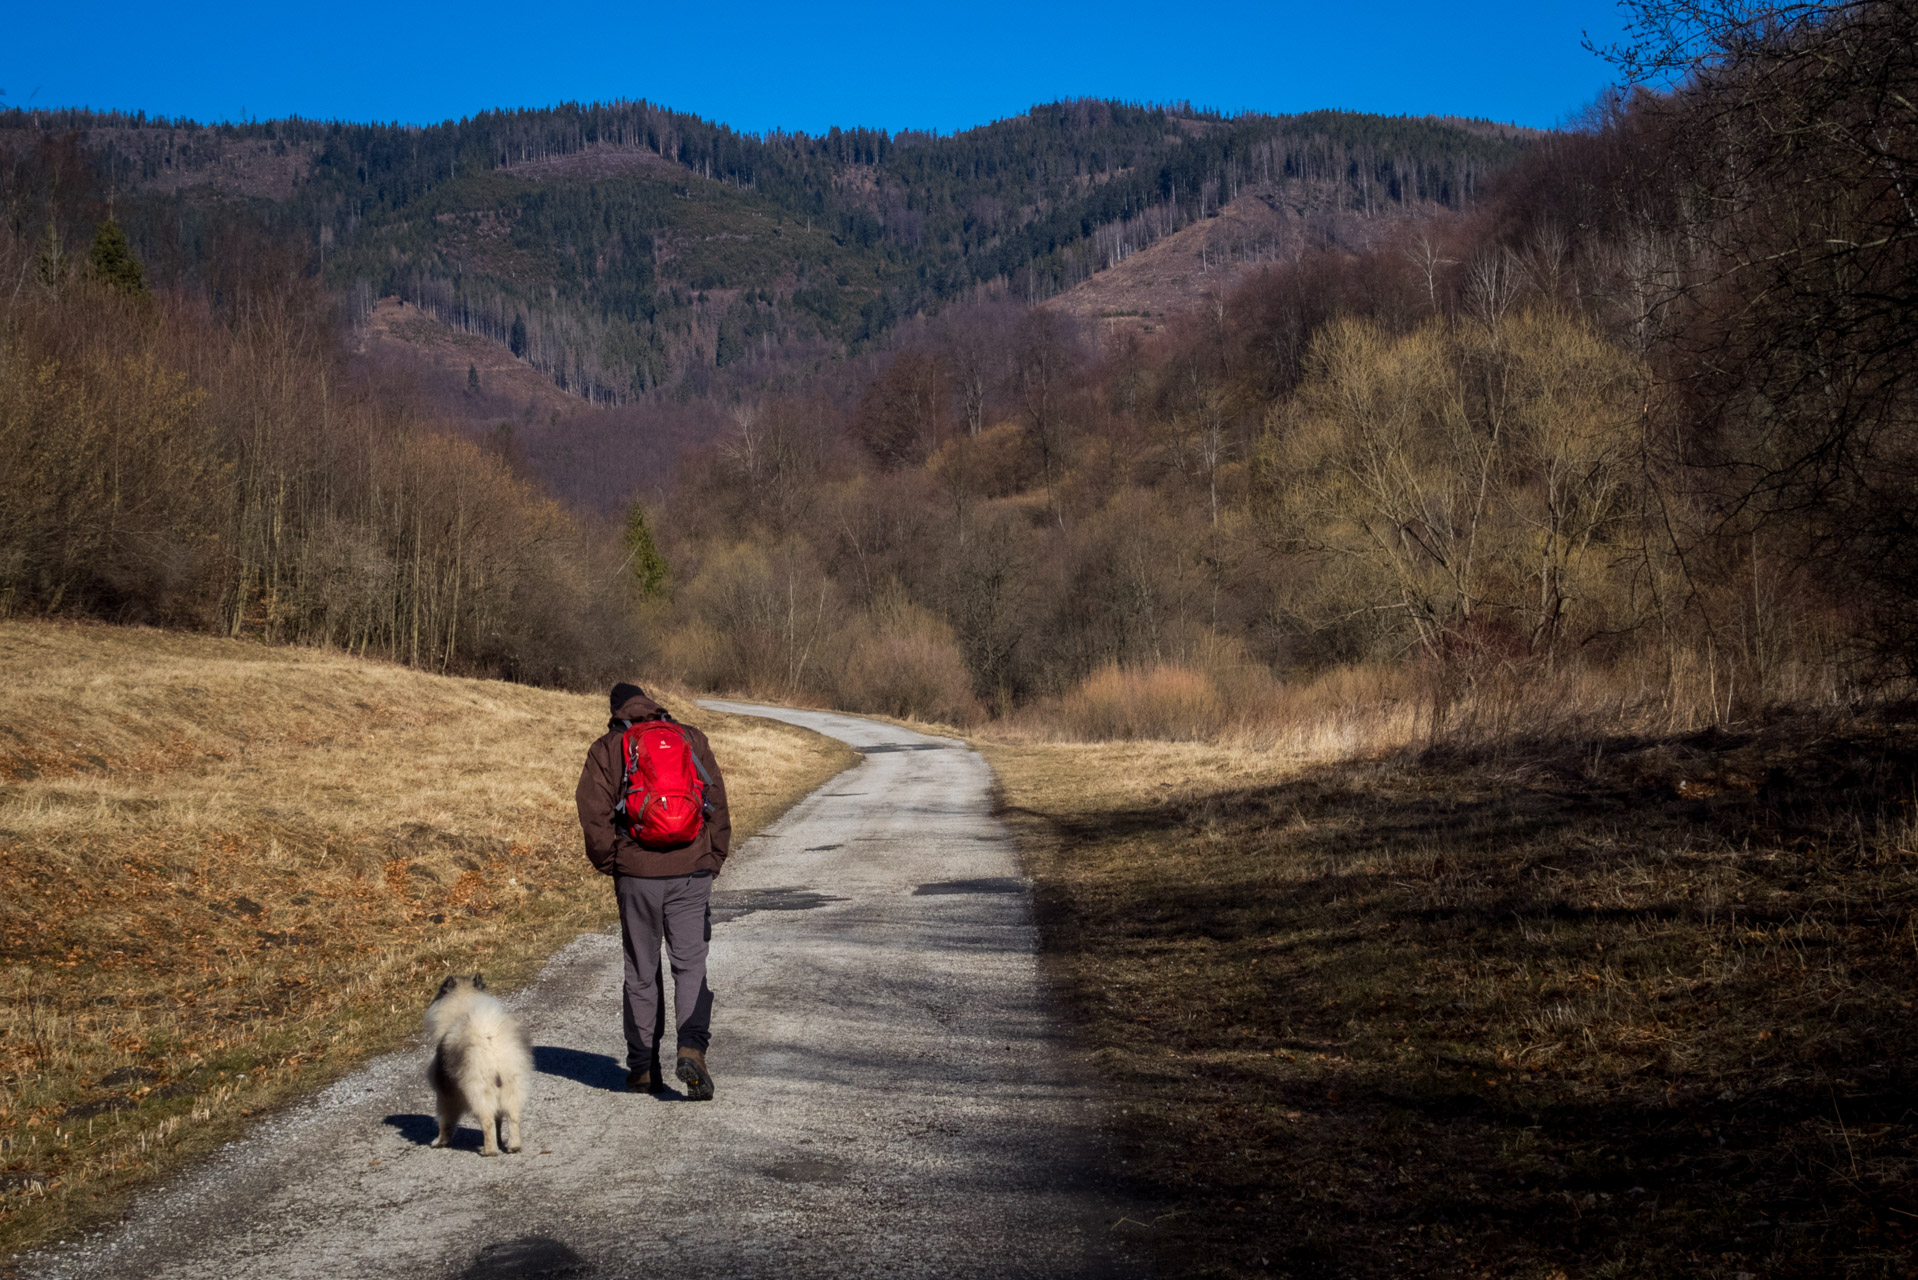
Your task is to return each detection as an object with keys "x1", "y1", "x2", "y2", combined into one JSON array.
[
  {"x1": 985, "y1": 710, "x2": 1918, "y2": 1278},
  {"x1": 0, "y1": 619, "x2": 854, "y2": 1255},
  {"x1": 995, "y1": 645, "x2": 1856, "y2": 760},
  {"x1": 995, "y1": 660, "x2": 1432, "y2": 755}
]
